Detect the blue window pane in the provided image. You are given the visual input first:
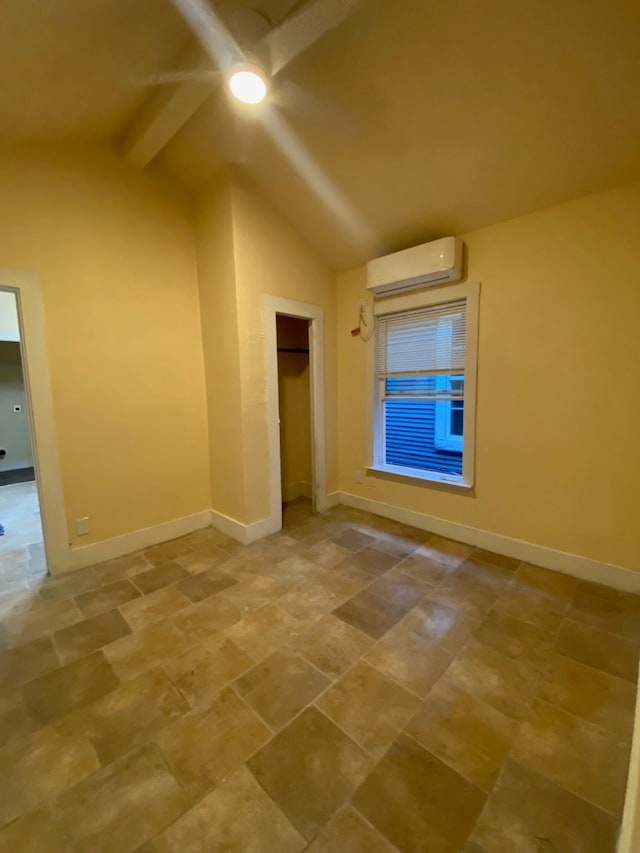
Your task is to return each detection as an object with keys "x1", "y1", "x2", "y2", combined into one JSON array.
[{"x1": 384, "y1": 398, "x2": 463, "y2": 475}]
